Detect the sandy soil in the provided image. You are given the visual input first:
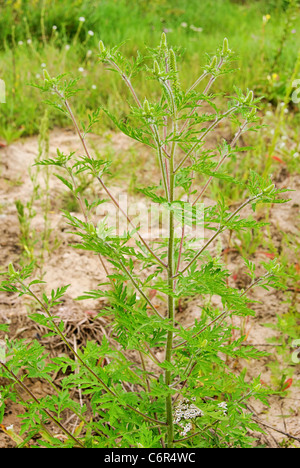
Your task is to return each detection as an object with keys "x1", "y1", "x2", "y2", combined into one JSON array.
[{"x1": 0, "y1": 128, "x2": 299, "y2": 448}]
